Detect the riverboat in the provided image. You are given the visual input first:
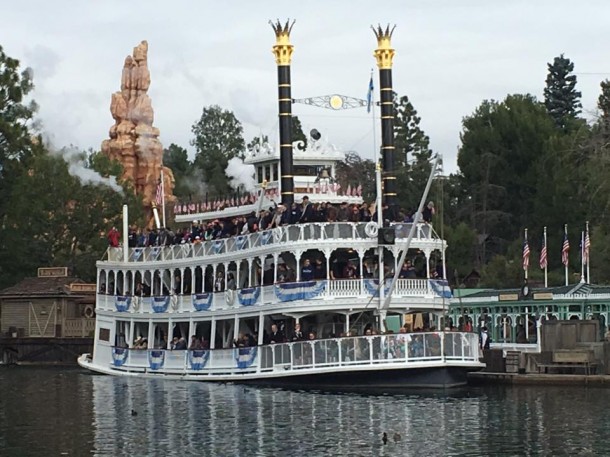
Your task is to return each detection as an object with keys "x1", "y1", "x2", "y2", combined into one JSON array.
[{"x1": 77, "y1": 22, "x2": 483, "y2": 388}]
